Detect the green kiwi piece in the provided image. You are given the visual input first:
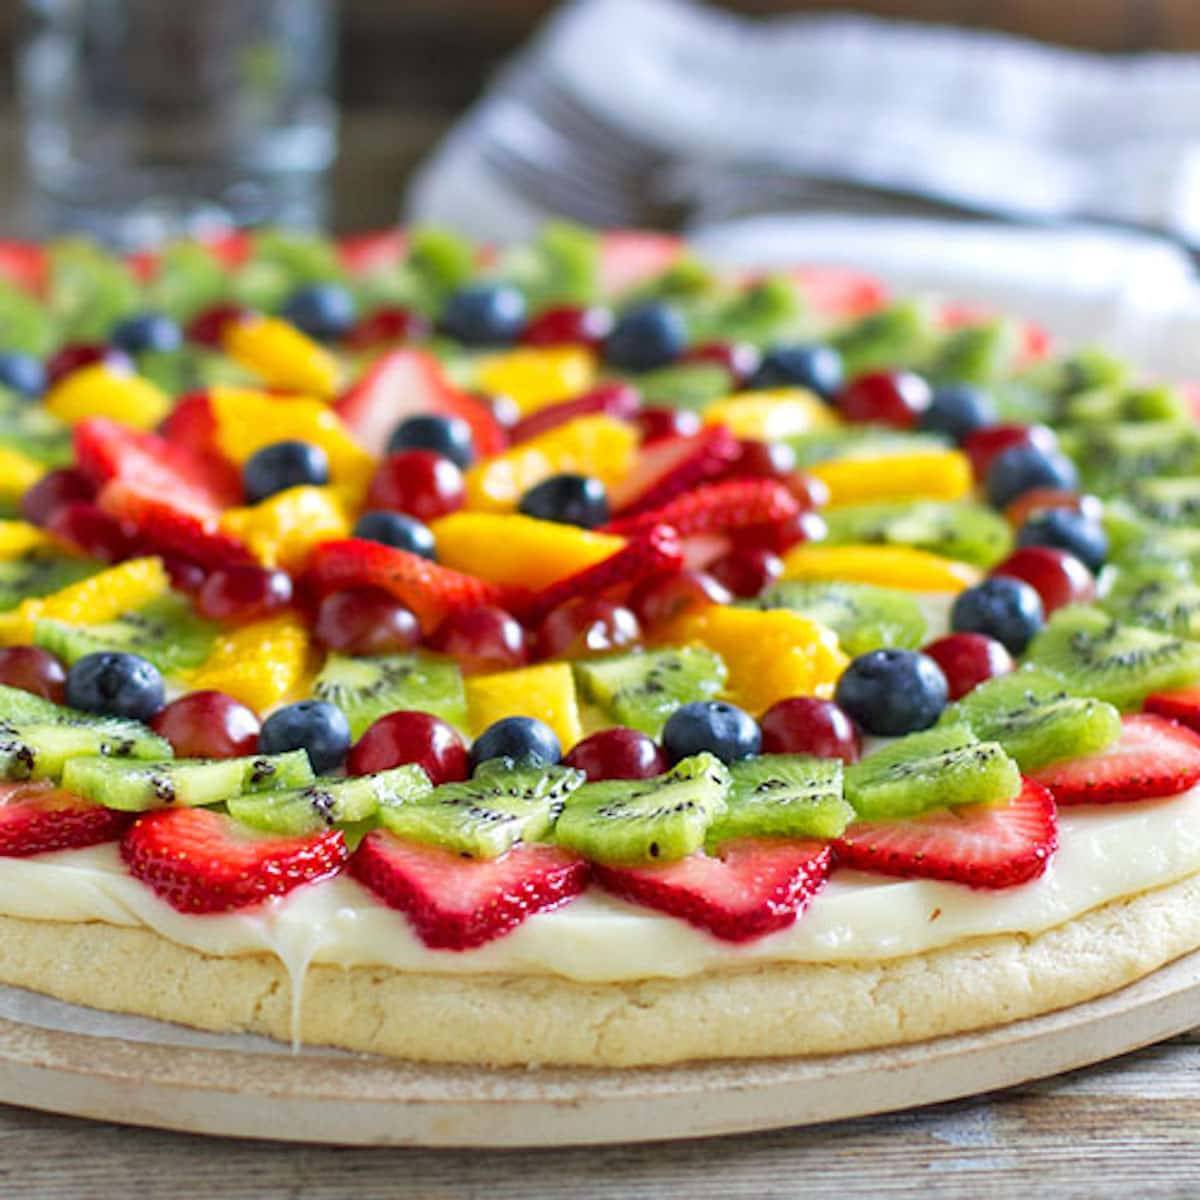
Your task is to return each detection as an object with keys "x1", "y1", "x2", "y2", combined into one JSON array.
[
  {"x1": 0, "y1": 281, "x2": 55, "y2": 357},
  {"x1": 1058, "y1": 422, "x2": 1200, "y2": 495},
  {"x1": 941, "y1": 666, "x2": 1122, "y2": 772},
  {"x1": 60, "y1": 750, "x2": 314, "y2": 812},
  {"x1": 312, "y1": 652, "x2": 467, "y2": 738},
  {"x1": 1121, "y1": 477, "x2": 1200, "y2": 527},
  {"x1": 47, "y1": 239, "x2": 140, "y2": 341},
  {"x1": 378, "y1": 763, "x2": 585, "y2": 859},
  {"x1": 706, "y1": 755, "x2": 852, "y2": 847},
  {"x1": 820, "y1": 500, "x2": 1013, "y2": 568},
  {"x1": 1026, "y1": 606, "x2": 1200, "y2": 711},
  {"x1": 0, "y1": 684, "x2": 64, "y2": 724},
  {"x1": 141, "y1": 240, "x2": 230, "y2": 322},
  {"x1": 926, "y1": 319, "x2": 1020, "y2": 385},
  {"x1": 632, "y1": 363, "x2": 735, "y2": 410},
  {"x1": 0, "y1": 401, "x2": 73, "y2": 466},
  {"x1": 34, "y1": 594, "x2": 217, "y2": 672},
  {"x1": 229, "y1": 765, "x2": 431, "y2": 836},
  {"x1": 0, "y1": 718, "x2": 172, "y2": 781},
  {"x1": 572, "y1": 648, "x2": 726, "y2": 737},
  {"x1": 785, "y1": 428, "x2": 950, "y2": 469},
  {"x1": 0, "y1": 552, "x2": 98, "y2": 612},
  {"x1": 744, "y1": 579, "x2": 926, "y2": 655},
  {"x1": 1101, "y1": 577, "x2": 1200, "y2": 641},
  {"x1": 554, "y1": 752, "x2": 730, "y2": 866},
  {"x1": 1057, "y1": 384, "x2": 1188, "y2": 427},
  {"x1": 844, "y1": 726, "x2": 1020, "y2": 821},
  {"x1": 832, "y1": 301, "x2": 937, "y2": 375}
]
